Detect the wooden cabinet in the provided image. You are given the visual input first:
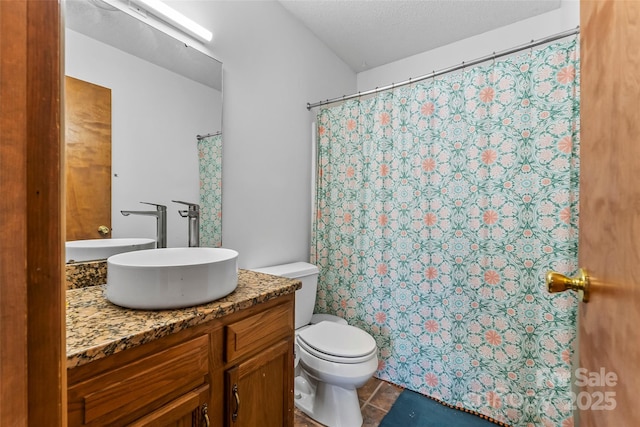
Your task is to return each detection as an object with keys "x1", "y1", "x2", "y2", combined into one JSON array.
[
  {"x1": 224, "y1": 301, "x2": 294, "y2": 426},
  {"x1": 67, "y1": 294, "x2": 295, "y2": 427},
  {"x1": 67, "y1": 335, "x2": 211, "y2": 426}
]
